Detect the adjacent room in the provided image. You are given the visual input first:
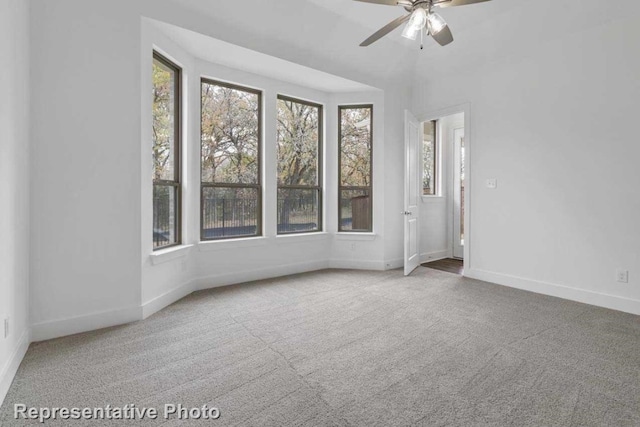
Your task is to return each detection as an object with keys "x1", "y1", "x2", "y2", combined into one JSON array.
[{"x1": 1, "y1": 0, "x2": 639, "y2": 425}]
